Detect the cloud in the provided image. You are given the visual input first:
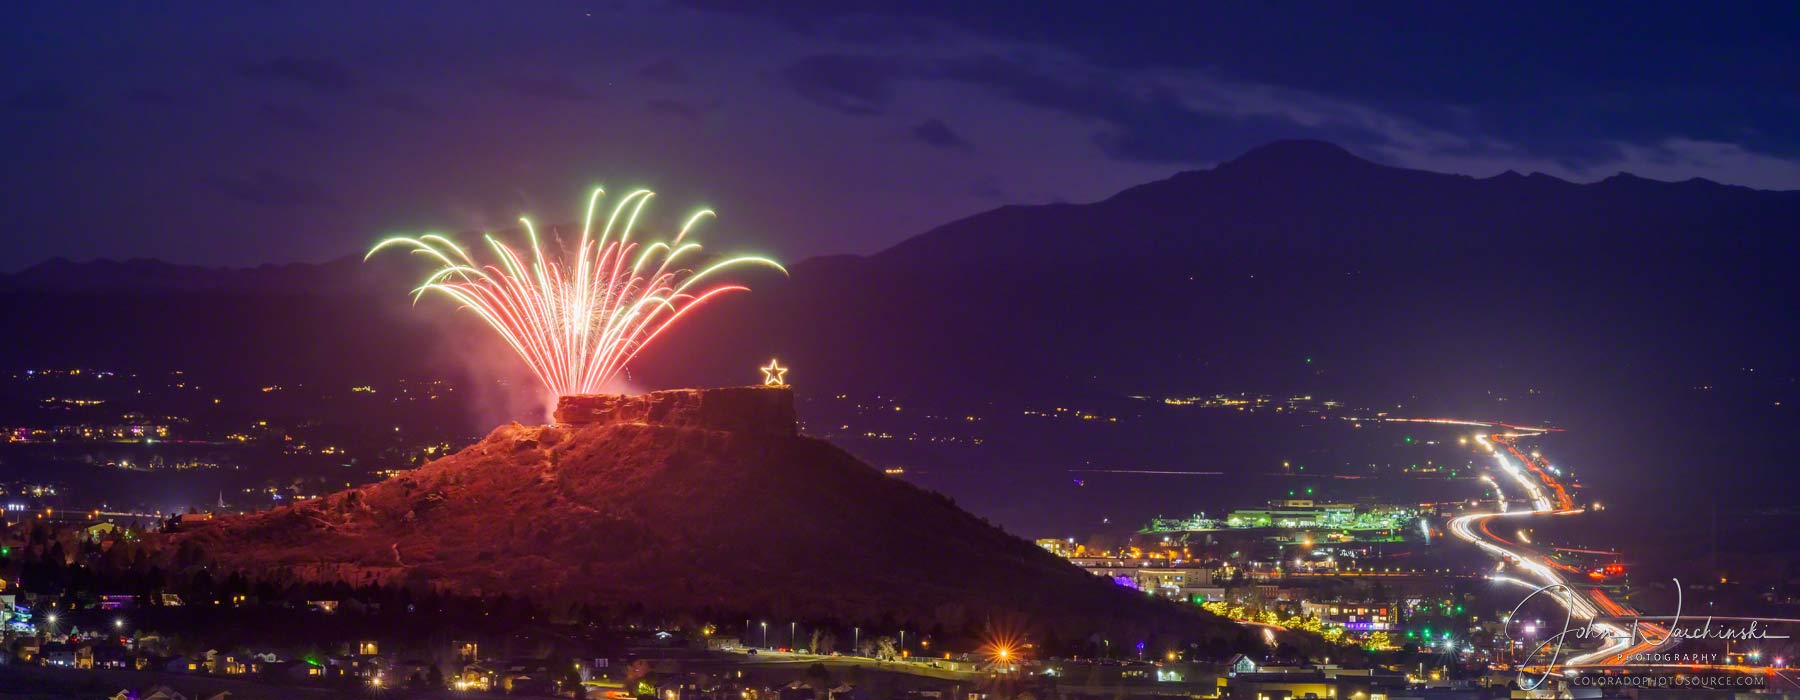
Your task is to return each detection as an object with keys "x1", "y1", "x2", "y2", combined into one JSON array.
[
  {"x1": 923, "y1": 54, "x2": 1389, "y2": 163},
  {"x1": 371, "y1": 90, "x2": 434, "y2": 117},
  {"x1": 128, "y1": 88, "x2": 177, "y2": 105},
  {"x1": 776, "y1": 51, "x2": 1385, "y2": 162},
  {"x1": 1605, "y1": 140, "x2": 1800, "y2": 191},
  {"x1": 207, "y1": 171, "x2": 337, "y2": 208},
  {"x1": 638, "y1": 59, "x2": 689, "y2": 84},
  {"x1": 4, "y1": 83, "x2": 73, "y2": 111},
  {"x1": 969, "y1": 175, "x2": 1007, "y2": 200},
  {"x1": 257, "y1": 103, "x2": 321, "y2": 132},
  {"x1": 769, "y1": 35, "x2": 1800, "y2": 186},
  {"x1": 646, "y1": 99, "x2": 702, "y2": 122},
  {"x1": 1384, "y1": 138, "x2": 1800, "y2": 192},
  {"x1": 830, "y1": 15, "x2": 939, "y2": 43},
  {"x1": 781, "y1": 54, "x2": 900, "y2": 115},
  {"x1": 499, "y1": 75, "x2": 593, "y2": 101},
  {"x1": 910, "y1": 118, "x2": 973, "y2": 152},
  {"x1": 244, "y1": 57, "x2": 356, "y2": 92},
  {"x1": 679, "y1": 3, "x2": 936, "y2": 44}
]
